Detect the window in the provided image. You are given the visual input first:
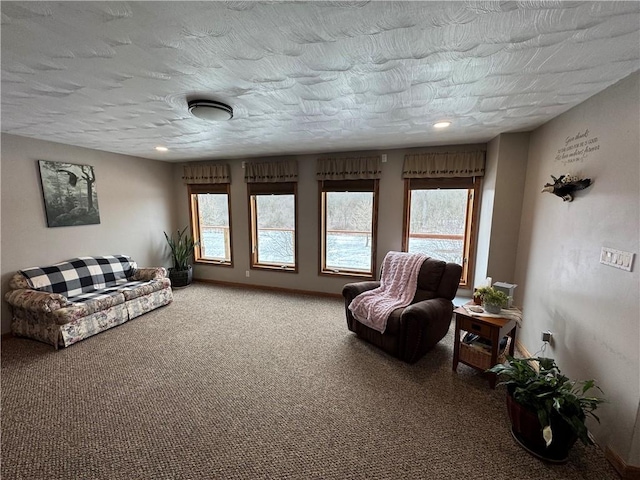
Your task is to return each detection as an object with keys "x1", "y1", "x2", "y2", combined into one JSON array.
[
  {"x1": 189, "y1": 184, "x2": 232, "y2": 265},
  {"x1": 402, "y1": 177, "x2": 480, "y2": 287},
  {"x1": 320, "y1": 180, "x2": 378, "y2": 277},
  {"x1": 248, "y1": 182, "x2": 297, "y2": 272}
]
